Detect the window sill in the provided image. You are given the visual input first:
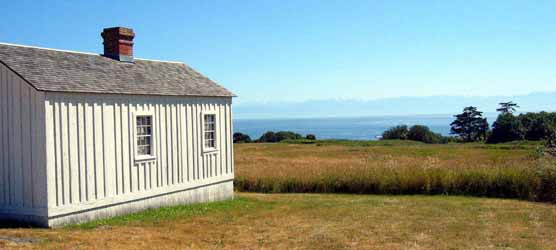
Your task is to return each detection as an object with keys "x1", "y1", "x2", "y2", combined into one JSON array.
[
  {"x1": 203, "y1": 148, "x2": 219, "y2": 154},
  {"x1": 135, "y1": 155, "x2": 156, "y2": 162}
]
